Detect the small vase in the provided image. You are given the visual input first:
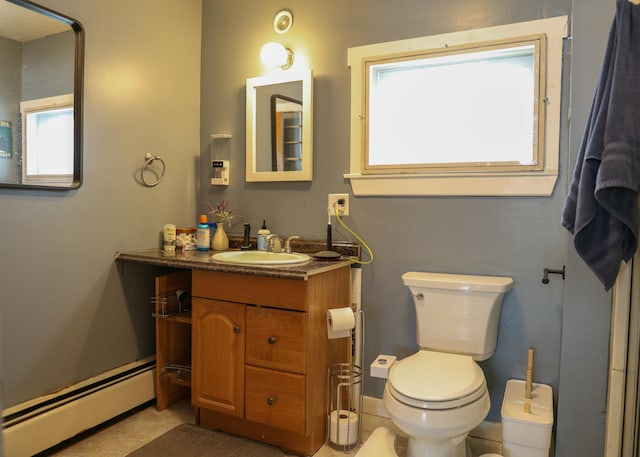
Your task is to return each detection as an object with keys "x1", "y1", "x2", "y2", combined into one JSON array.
[{"x1": 212, "y1": 223, "x2": 229, "y2": 250}]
